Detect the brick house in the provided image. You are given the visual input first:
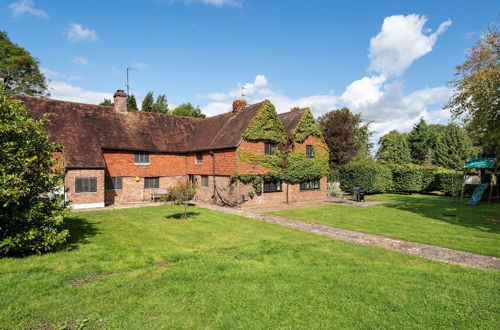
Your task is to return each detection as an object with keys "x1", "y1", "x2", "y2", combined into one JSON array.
[{"x1": 15, "y1": 91, "x2": 328, "y2": 209}]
